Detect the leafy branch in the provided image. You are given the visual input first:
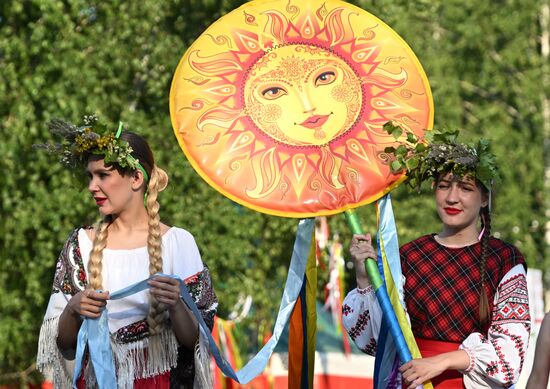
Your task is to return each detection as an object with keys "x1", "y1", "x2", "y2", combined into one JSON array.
[{"x1": 382, "y1": 121, "x2": 499, "y2": 191}]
